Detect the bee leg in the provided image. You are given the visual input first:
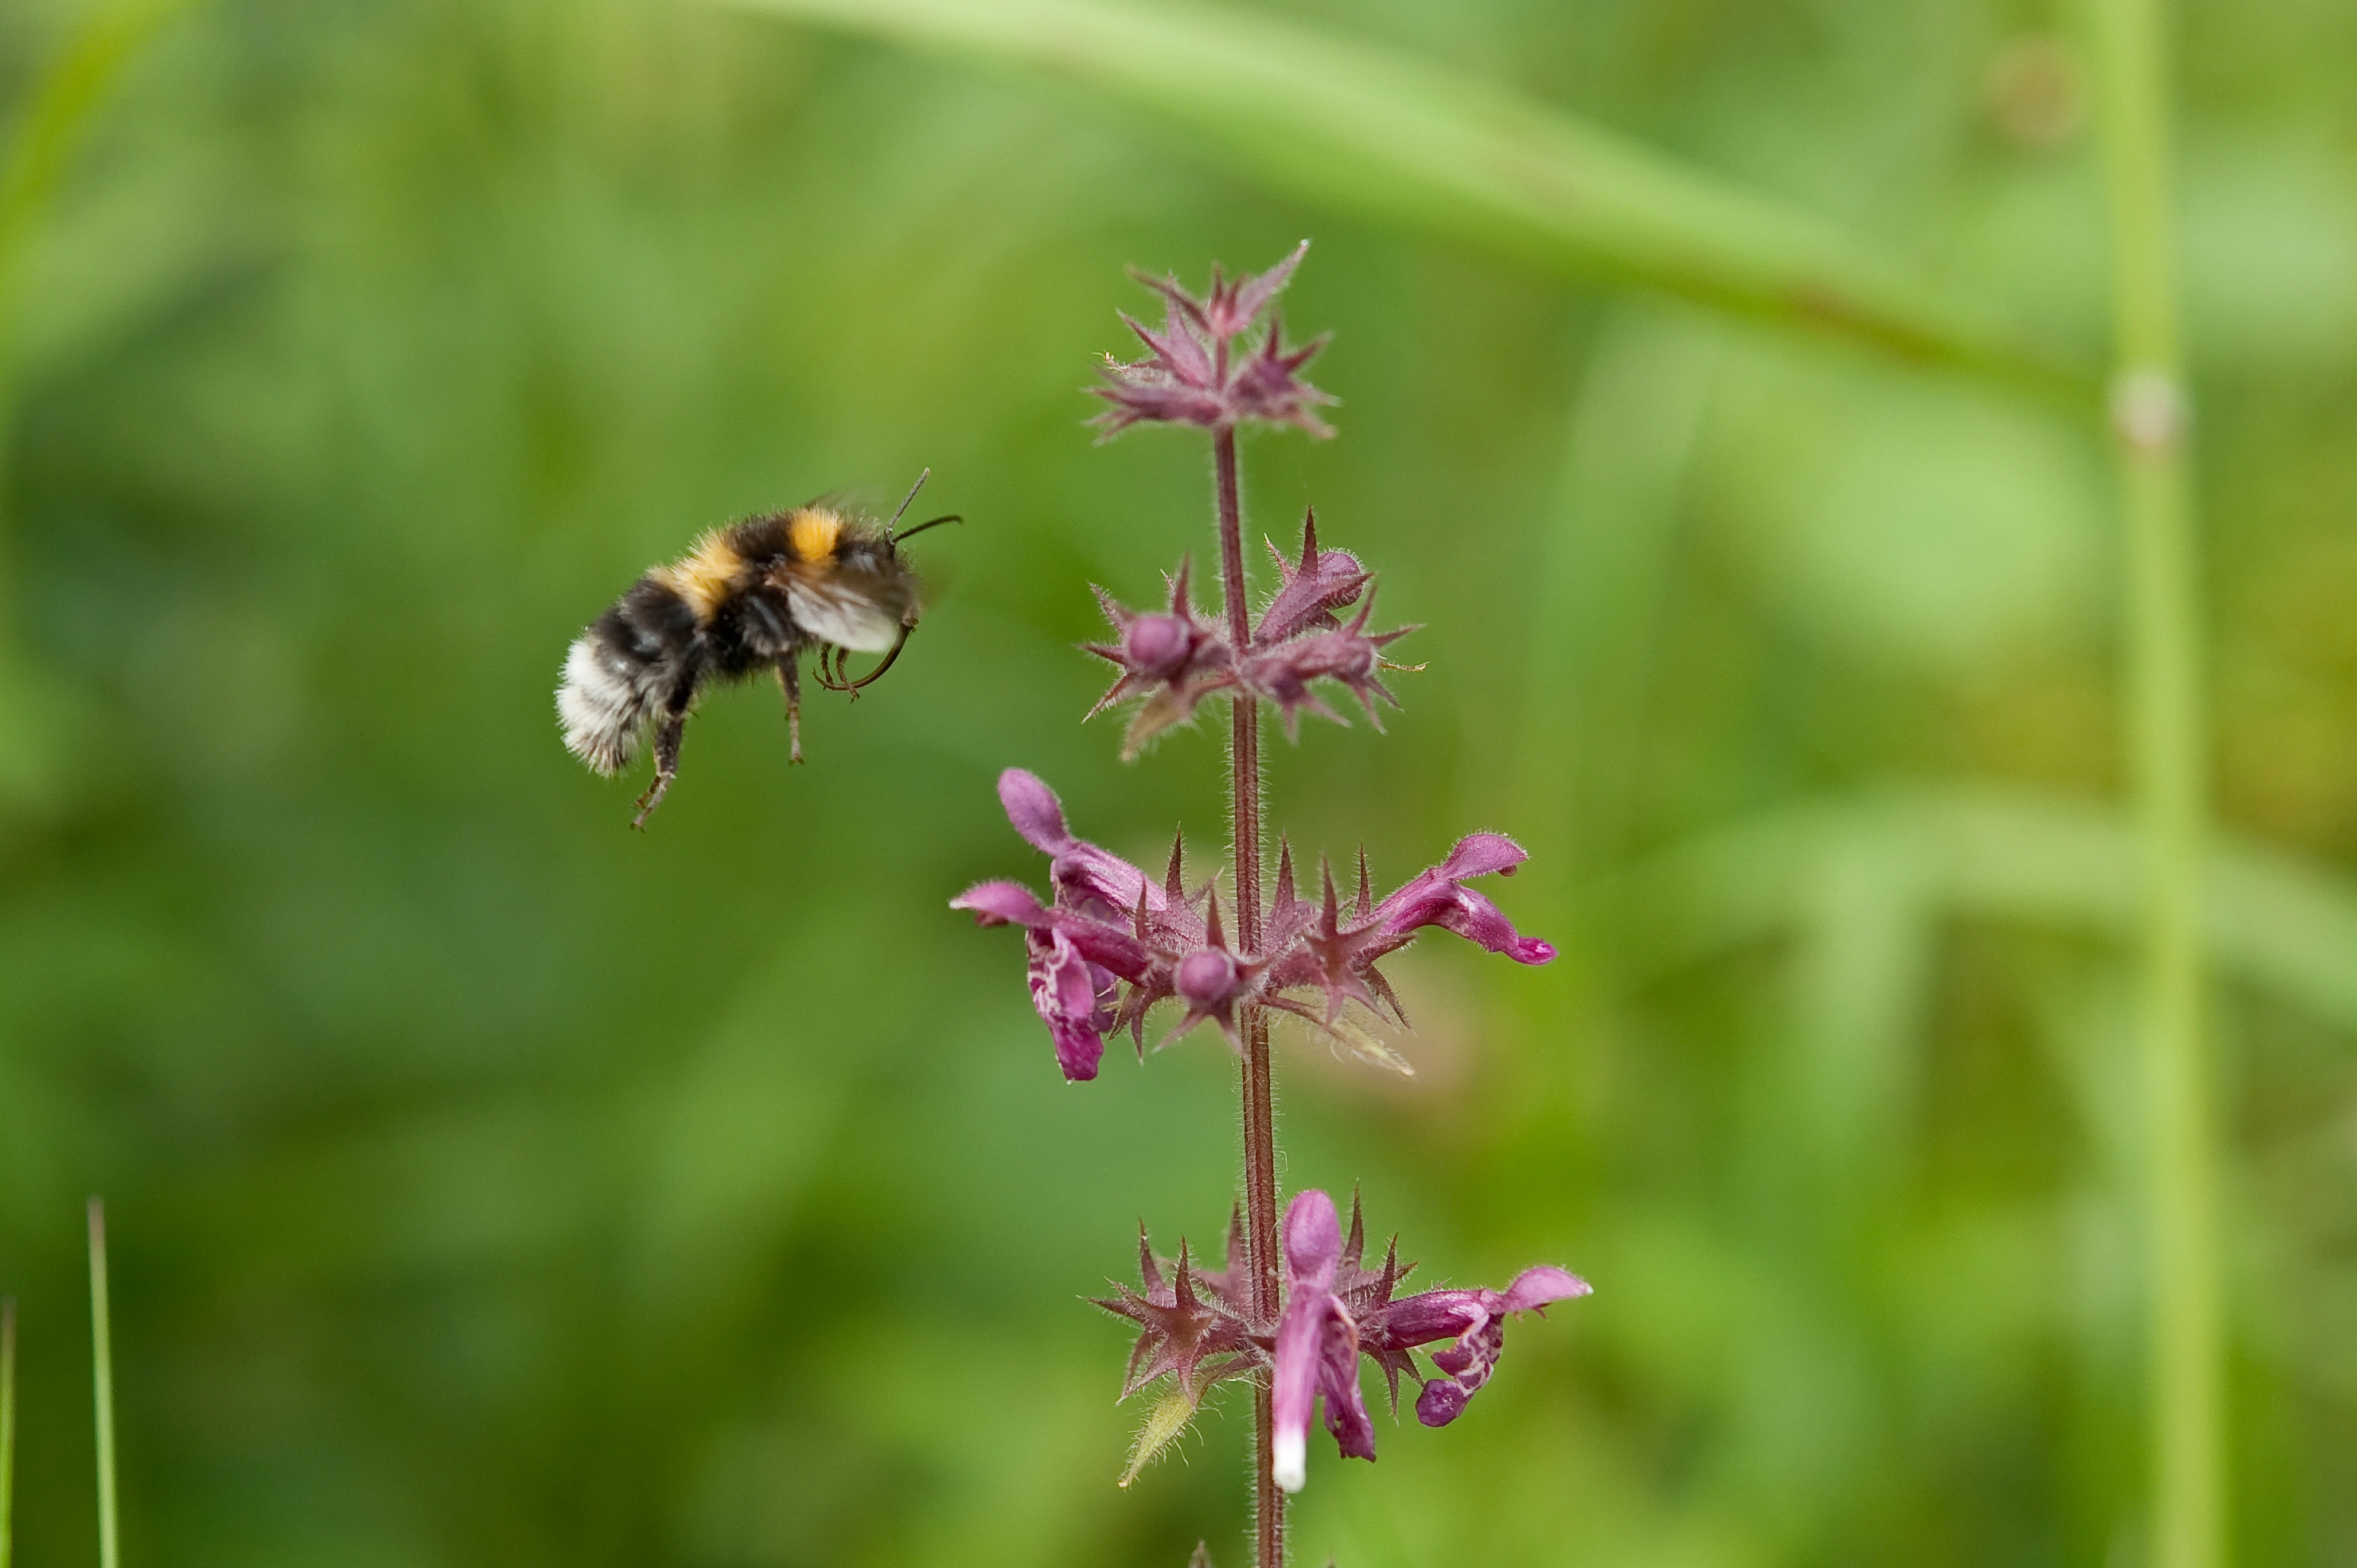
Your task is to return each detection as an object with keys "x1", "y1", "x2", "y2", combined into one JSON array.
[
  {"x1": 775, "y1": 656, "x2": 804, "y2": 765},
  {"x1": 632, "y1": 710, "x2": 687, "y2": 829}
]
